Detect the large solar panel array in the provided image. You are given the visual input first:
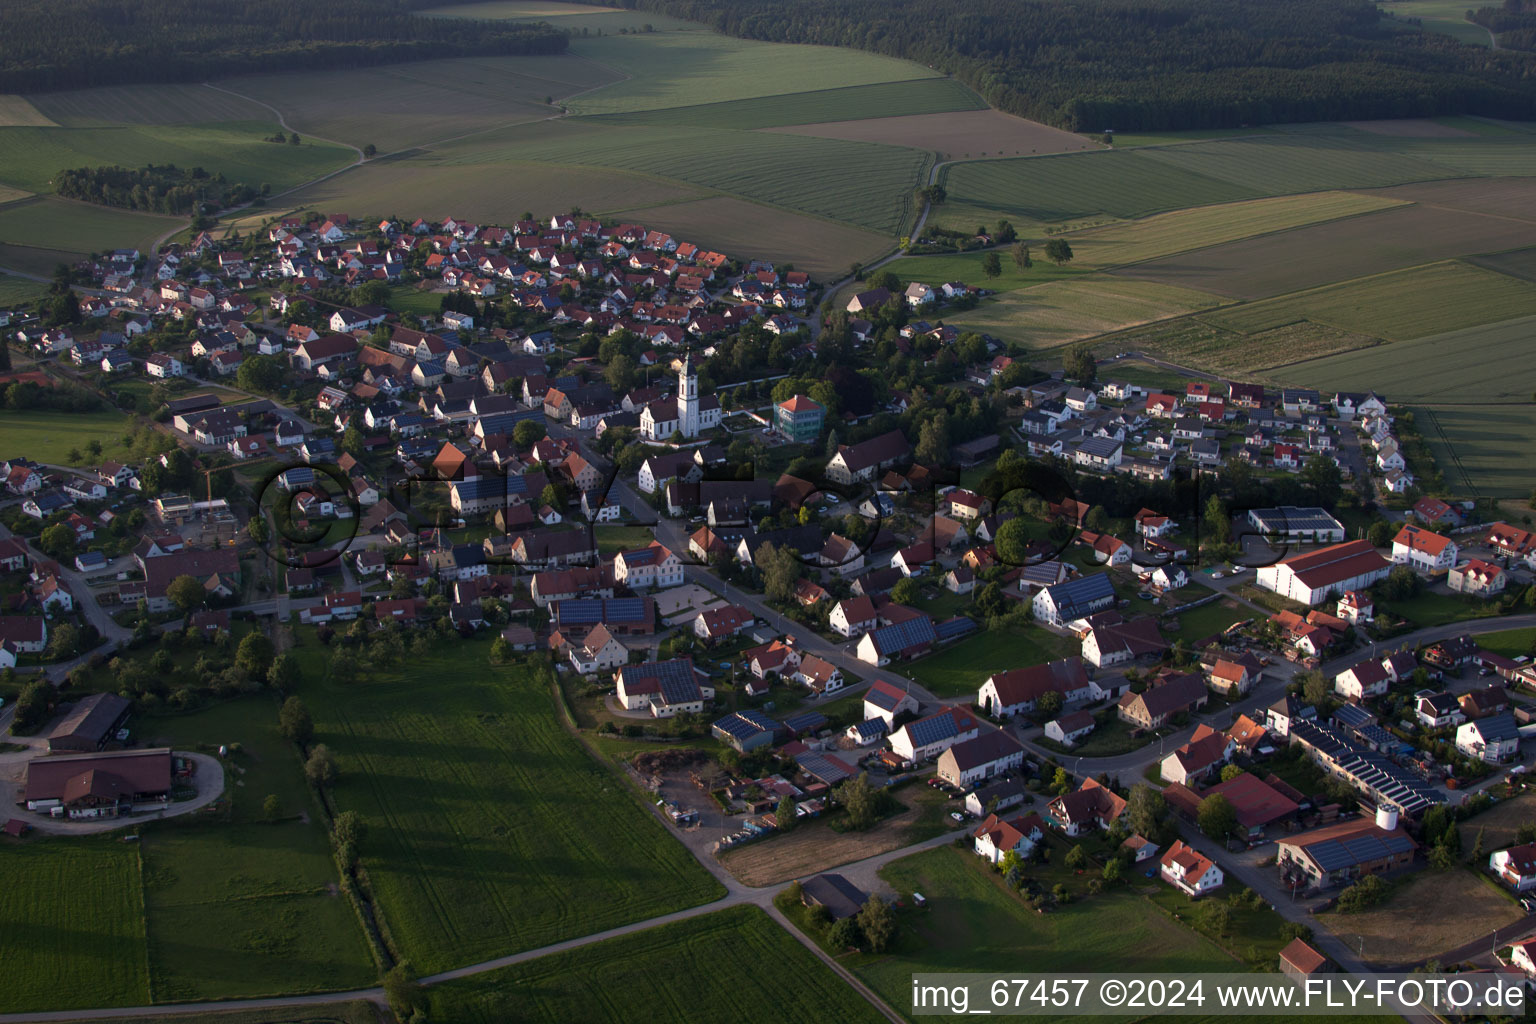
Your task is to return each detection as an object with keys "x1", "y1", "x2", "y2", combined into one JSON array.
[
  {"x1": 783, "y1": 711, "x2": 828, "y2": 734},
  {"x1": 556, "y1": 597, "x2": 647, "y2": 625},
  {"x1": 906, "y1": 710, "x2": 967, "y2": 748},
  {"x1": 935, "y1": 616, "x2": 978, "y2": 642},
  {"x1": 795, "y1": 751, "x2": 854, "y2": 786},
  {"x1": 1333, "y1": 751, "x2": 1442, "y2": 815},
  {"x1": 712, "y1": 710, "x2": 777, "y2": 740},
  {"x1": 871, "y1": 615, "x2": 936, "y2": 654},
  {"x1": 1303, "y1": 830, "x2": 1416, "y2": 873},
  {"x1": 1332, "y1": 703, "x2": 1376, "y2": 730},
  {"x1": 1046, "y1": 573, "x2": 1116, "y2": 619},
  {"x1": 1248, "y1": 506, "x2": 1342, "y2": 535}
]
